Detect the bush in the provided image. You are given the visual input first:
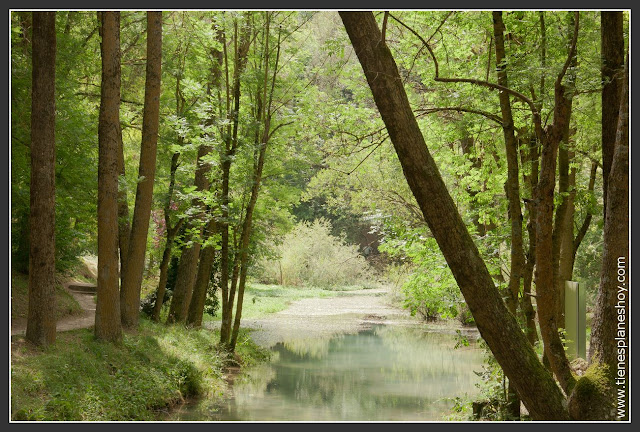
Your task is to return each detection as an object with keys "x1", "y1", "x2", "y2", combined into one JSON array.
[
  {"x1": 257, "y1": 218, "x2": 372, "y2": 289},
  {"x1": 380, "y1": 234, "x2": 465, "y2": 322}
]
